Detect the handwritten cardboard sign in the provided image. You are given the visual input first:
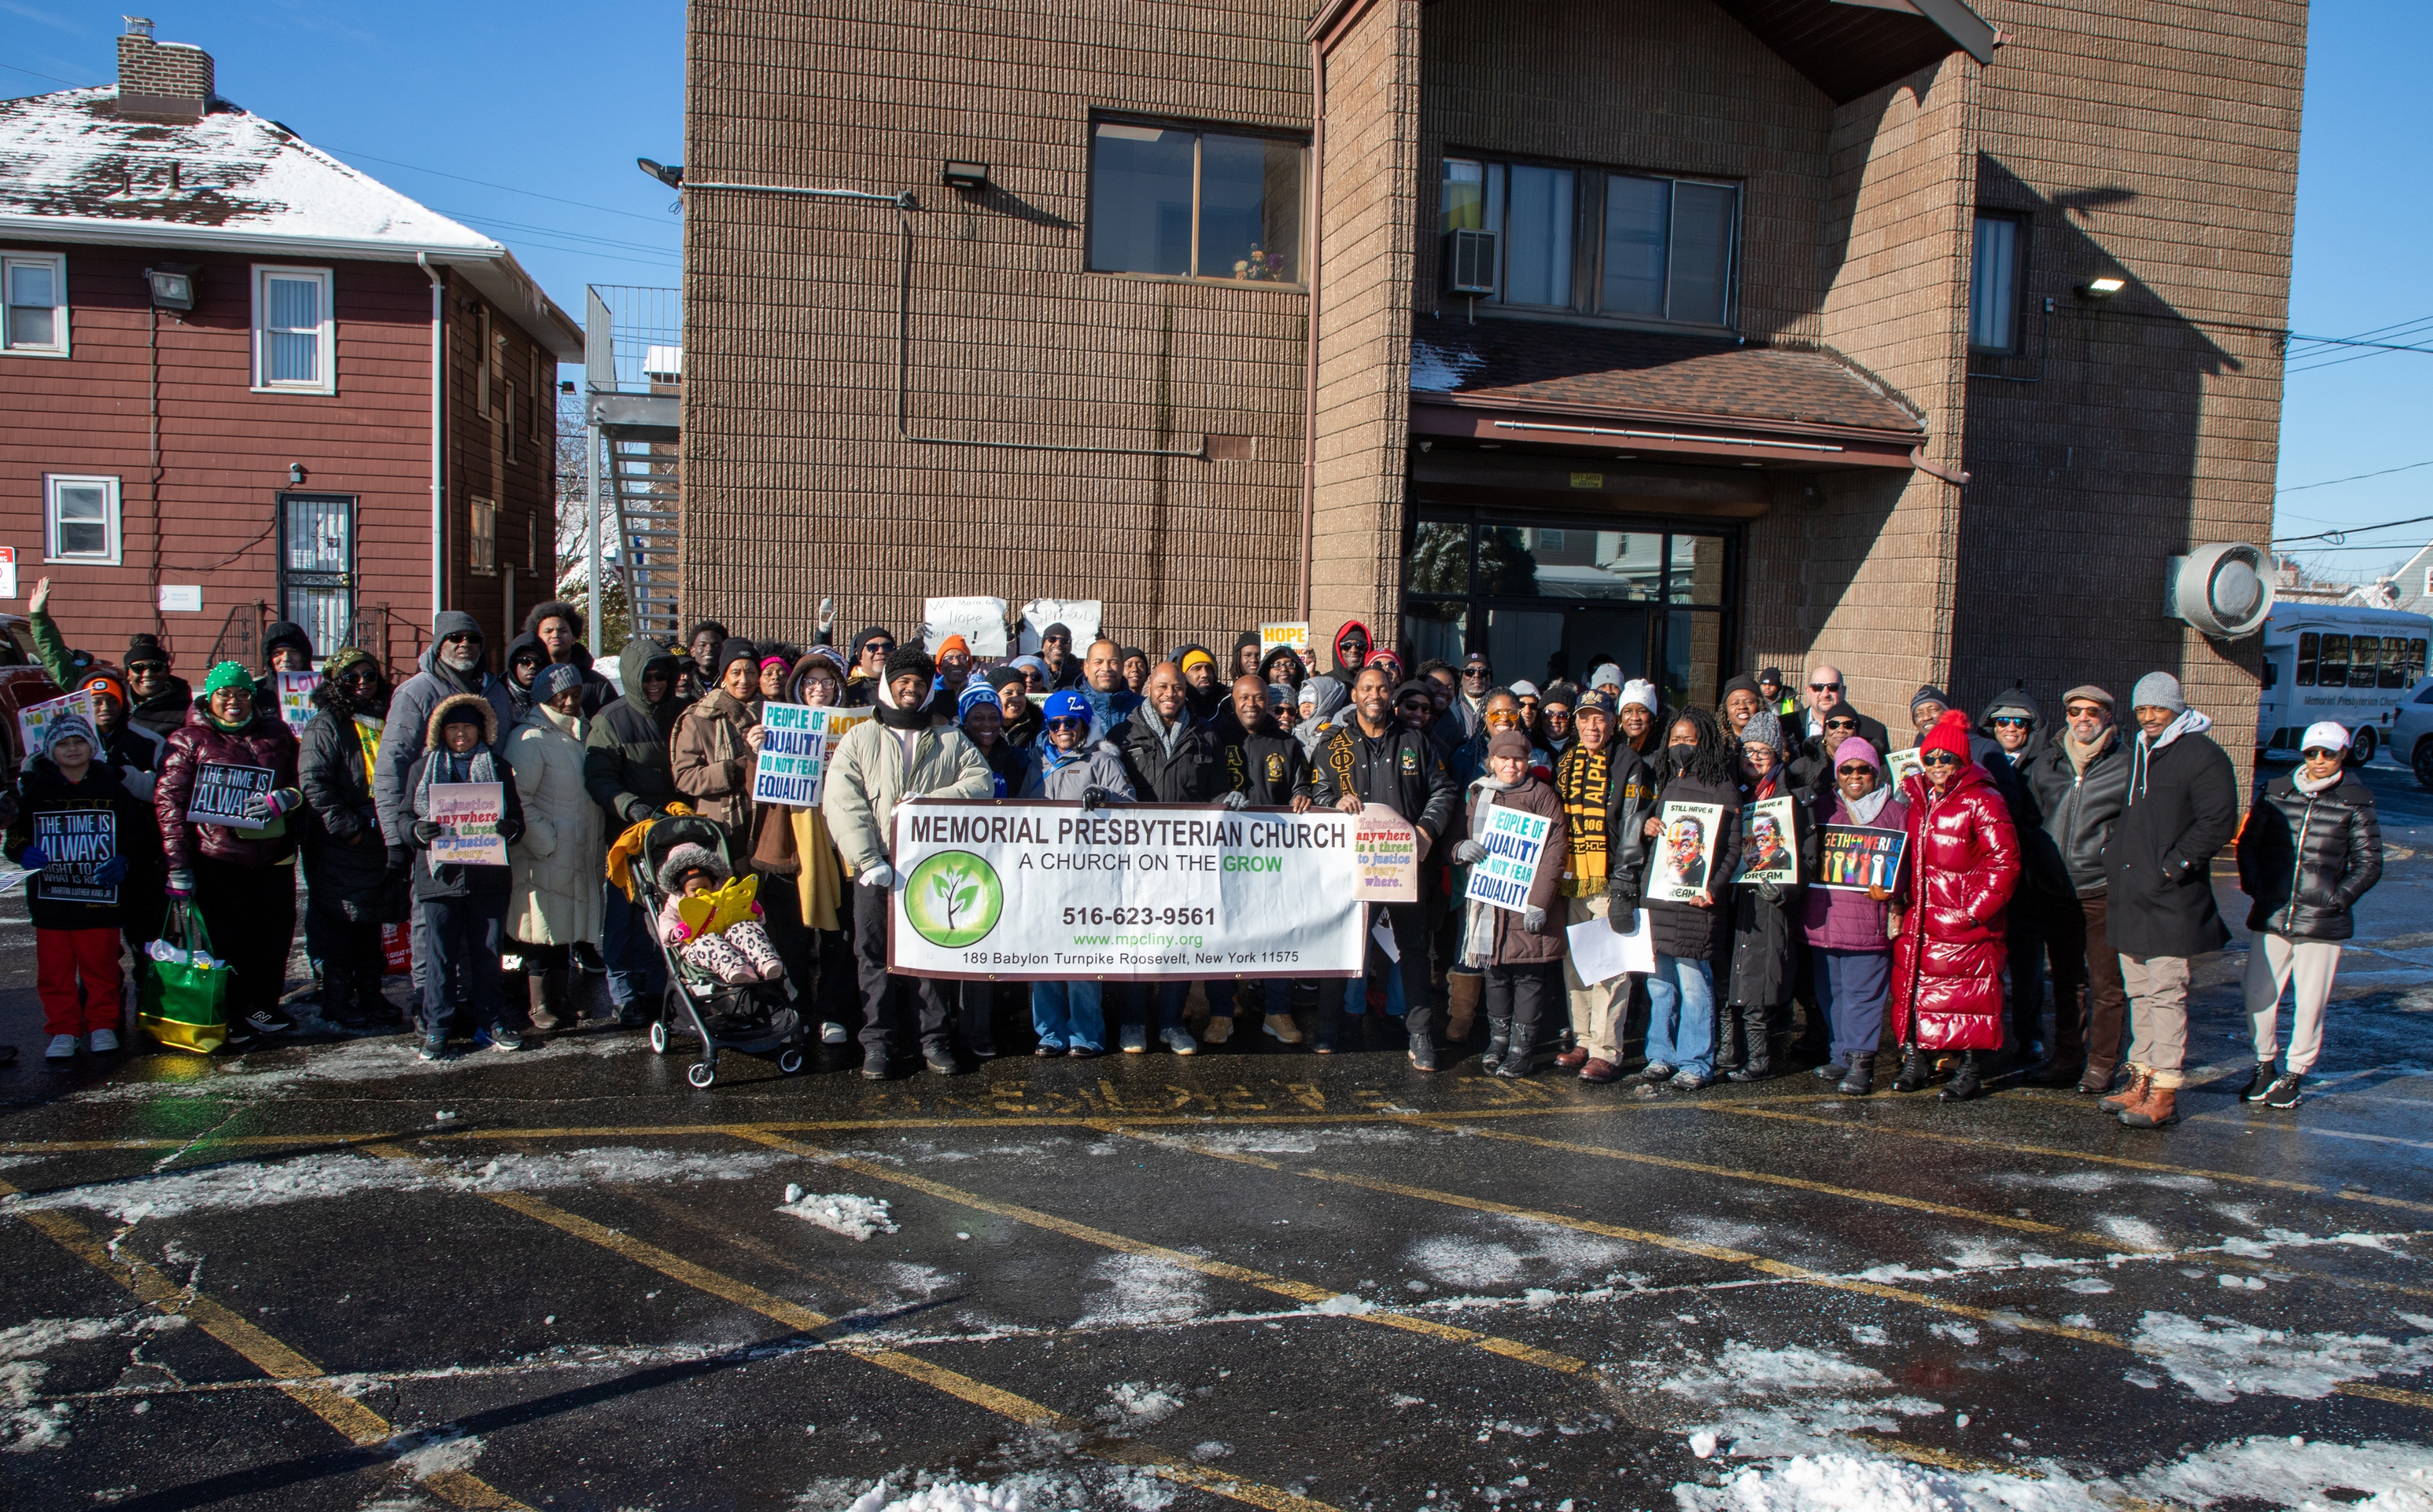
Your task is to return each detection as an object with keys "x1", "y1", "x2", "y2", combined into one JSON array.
[
  {"x1": 1353, "y1": 803, "x2": 1420, "y2": 902},
  {"x1": 187, "y1": 761, "x2": 274, "y2": 831},
  {"x1": 17, "y1": 689, "x2": 97, "y2": 760},
  {"x1": 753, "y1": 706, "x2": 871, "y2": 807},
  {"x1": 430, "y1": 781, "x2": 508, "y2": 866},
  {"x1": 277, "y1": 670, "x2": 320, "y2": 732}
]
